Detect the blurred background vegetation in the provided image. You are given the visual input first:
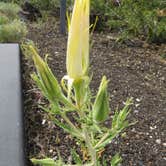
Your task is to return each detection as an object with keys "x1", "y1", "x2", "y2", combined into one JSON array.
[
  {"x1": 0, "y1": 0, "x2": 166, "y2": 43},
  {"x1": 0, "y1": 2, "x2": 27, "y2": 43}
]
